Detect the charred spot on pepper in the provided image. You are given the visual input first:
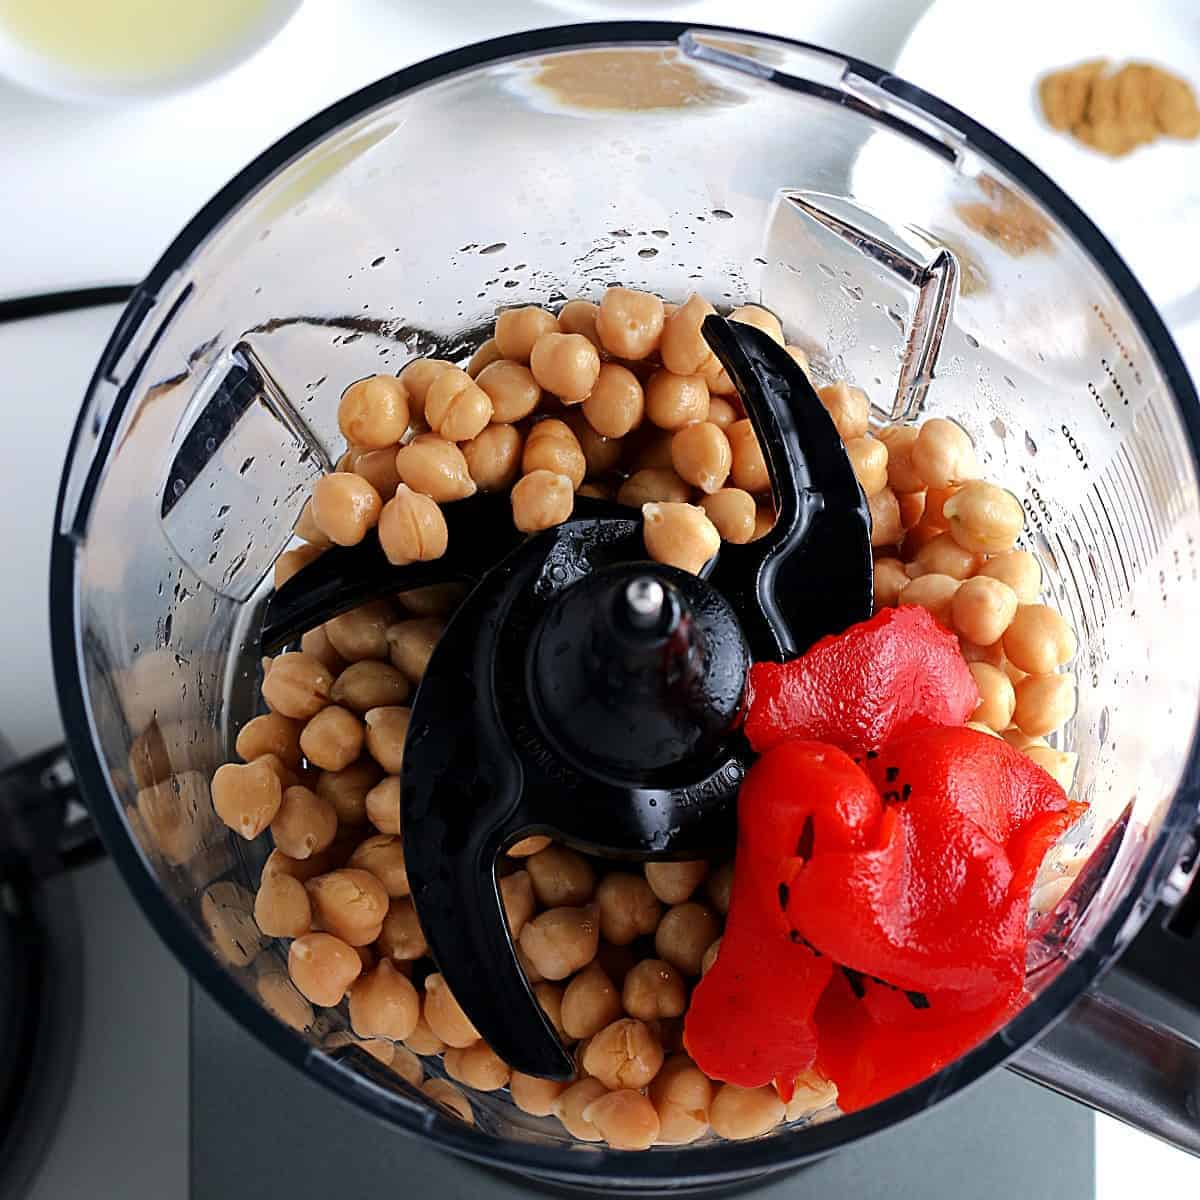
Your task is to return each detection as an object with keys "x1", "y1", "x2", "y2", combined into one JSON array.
[
  {"x1": 795, "y1": 814, "x2": 815, "y2": 862},
  {"x1": 885, "y1": 766, "x2": 900, "y2": 783},
  {"x1": 778, "y1": 881, "x2": 790, "y2": 911},
  {"x1": 842, "y1": 967, "x2": 867, "y2": 999},
  {"x1": 906, "y1": 991, "x2": 931, "y2": 1010},
  {"x1": 883, "y1": 789, "x2": 901, "y2": 805},
  {"x1": 789, "y1": 929, "x2": 822, "y2": 956},
  {"x1": 901, "y1": 783, "x2": 912, "y2": 801}
]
